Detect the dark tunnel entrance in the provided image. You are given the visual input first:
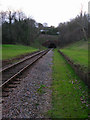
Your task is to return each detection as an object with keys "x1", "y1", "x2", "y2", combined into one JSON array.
[{"x1": 48, "y1": 43, "x2": 56, "y2": 48}]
